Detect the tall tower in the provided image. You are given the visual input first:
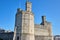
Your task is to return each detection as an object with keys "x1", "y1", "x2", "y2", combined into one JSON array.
[
  {"x1": 13, "y1": 0, "x2": 35, "y2": 40},
  {"x1": 26, "y1": 0, "x2": 32, "y2": 12}
]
